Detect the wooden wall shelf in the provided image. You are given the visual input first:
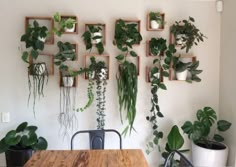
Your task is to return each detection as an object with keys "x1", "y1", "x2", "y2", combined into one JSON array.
[
  {"x1": 61, "y1": 15, "x2": 78, "y2": 34},
  {"x1": 146, "y1": 66, "x2": 164, "y2": 83},
  {"x1": 169, "y1": 55, "x2": 196, "y2": 81},
  {"x1": 25, "y1": 16, "x2": 54, "y2": 44},
  {"x1": 84, "y1": 54, "x2": 110, "y2": 80},
  {"x1": 85, "y1": 23, "x2": 106, "y2": 45},
  {"x1": 146, "y1": 13, "x2": 165, "y2": 31},
  {"x1": 59, "y1": 71, "x2": 78, "y2": 87},
  {"x1": 29, "y1": 53, "x2": 54, "y2": 75}
]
